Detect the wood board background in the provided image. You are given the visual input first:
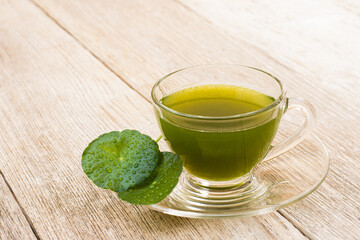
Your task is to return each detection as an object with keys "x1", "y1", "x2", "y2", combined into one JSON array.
[{"x1": 0, "y1": 0, "x2": 359, "y2": 239}]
